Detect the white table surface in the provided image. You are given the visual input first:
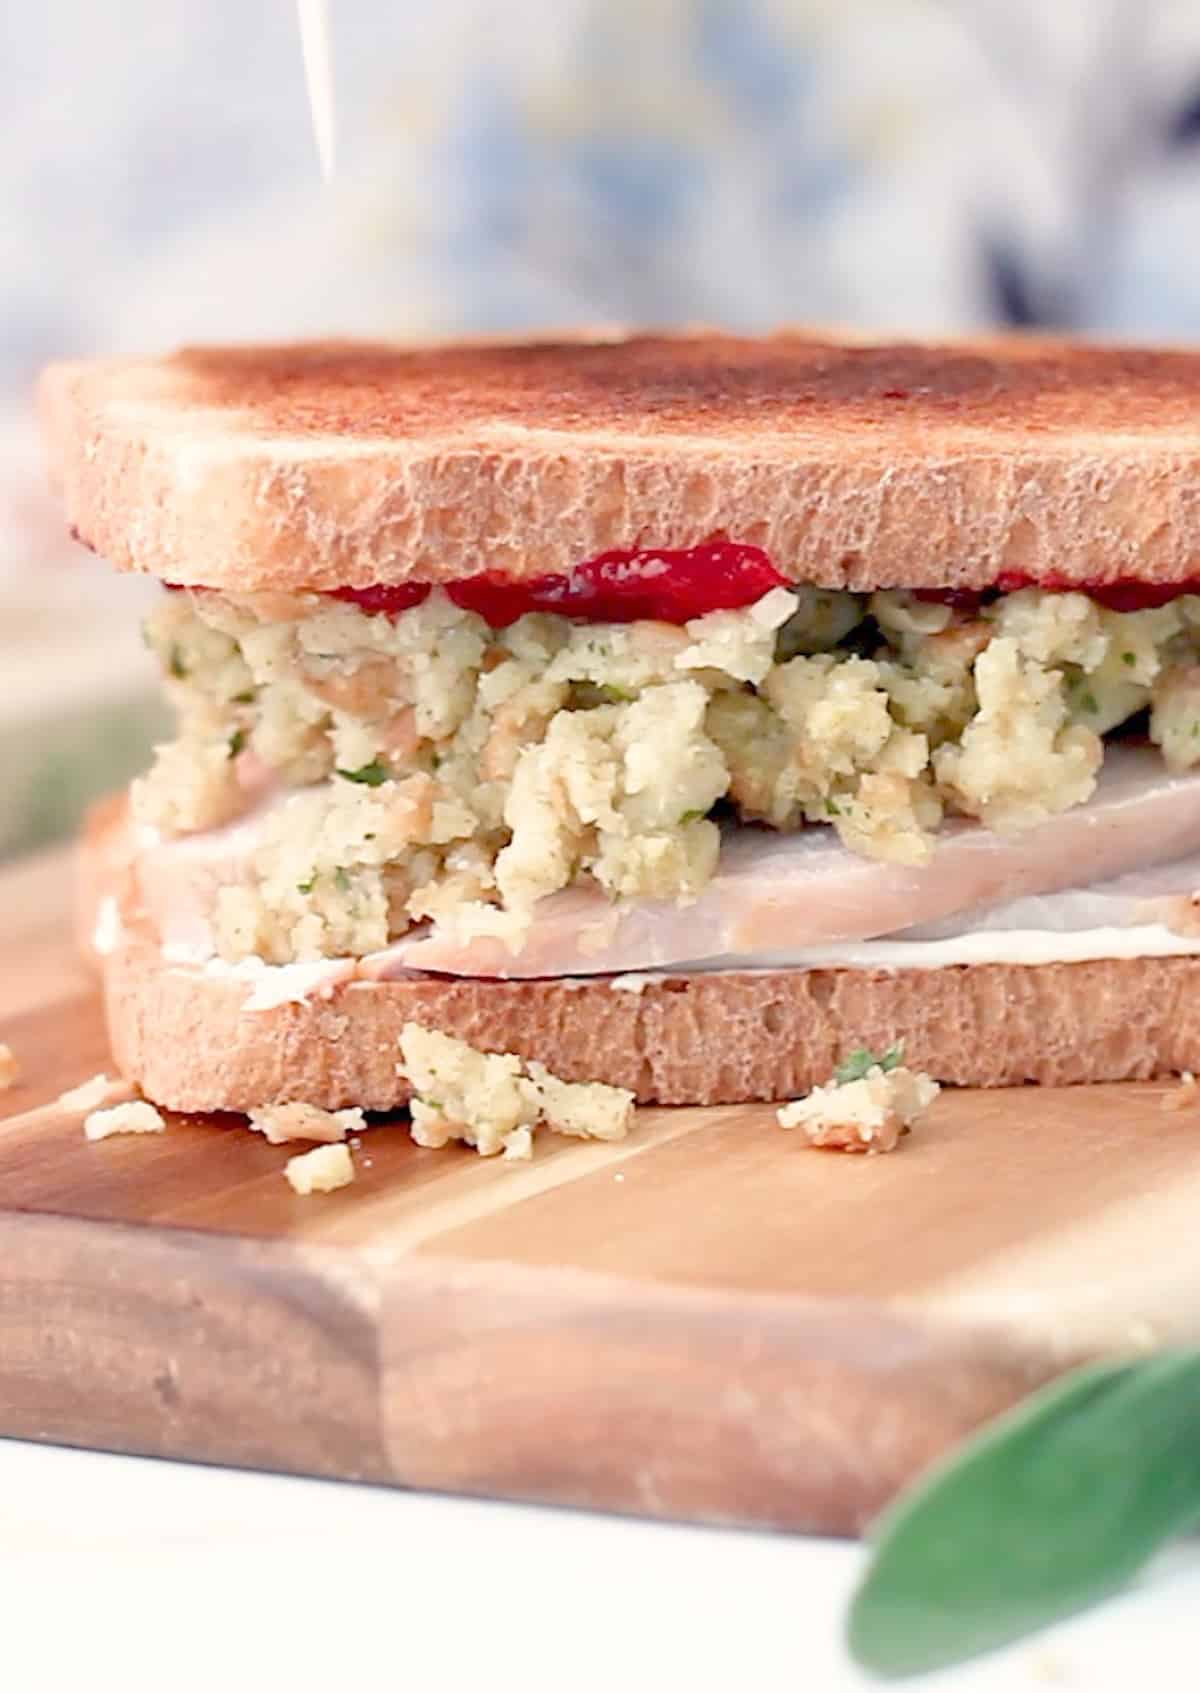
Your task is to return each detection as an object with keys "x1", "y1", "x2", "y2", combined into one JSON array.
[{"x1": 2, "y1": 1438, "x2": 1193, "y2": 1691}]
